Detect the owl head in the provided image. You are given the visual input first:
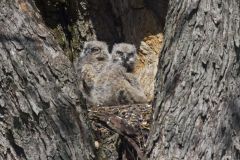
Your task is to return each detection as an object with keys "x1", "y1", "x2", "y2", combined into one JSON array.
[
  {"x1": 111, "y1": 43, "x2": 137, "y2": 72},
  {"x1": 80, "y1": 41, "x2": 110, "y2": 62}
]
